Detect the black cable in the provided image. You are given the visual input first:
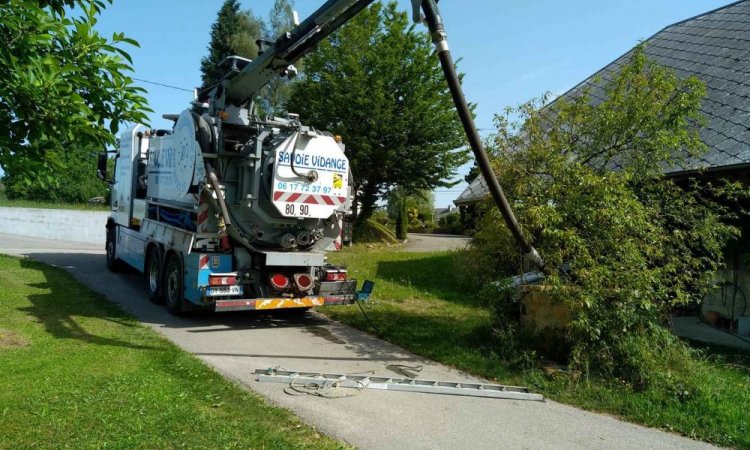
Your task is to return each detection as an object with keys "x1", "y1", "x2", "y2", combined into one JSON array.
[
  {"x1": 419, "y1": 0, "x2": 548, "y2": 274},
  {"x1": 355, "y1": 295, "x2": 382, "y2": 336},
  {"x1": 342, "y1": 275, "x2": 381, "y2": 335},
  {"x1": 131, "y1": 77, "x2": 193, "y2": 92}
]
